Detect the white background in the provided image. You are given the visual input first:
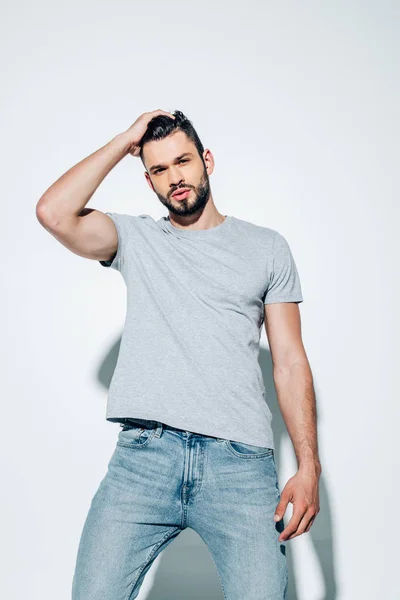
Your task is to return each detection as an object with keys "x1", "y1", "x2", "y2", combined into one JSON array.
[{"x1": 1, "y1": 1, "x2": 398, "y2": 598}]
